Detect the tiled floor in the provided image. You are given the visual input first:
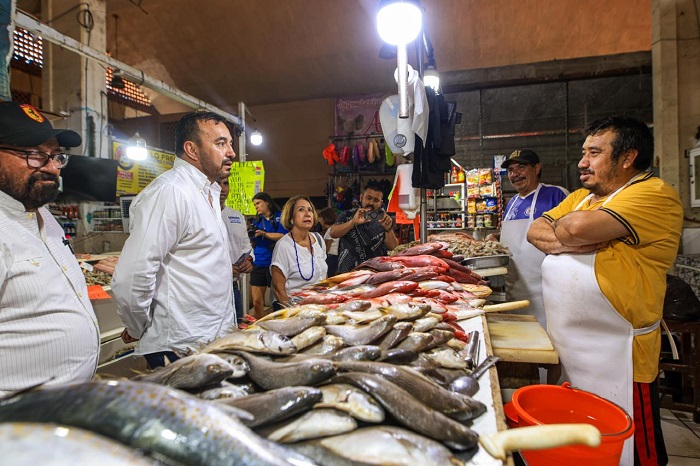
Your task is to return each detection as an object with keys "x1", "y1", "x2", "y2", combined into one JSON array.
[{"x1": 662, "y1": 409, "x2": 700, "y2": 465}]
